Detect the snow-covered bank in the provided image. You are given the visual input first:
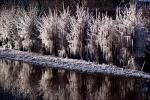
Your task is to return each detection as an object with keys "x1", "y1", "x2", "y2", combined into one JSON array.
[{"x1": 0, "y1": 48, "x2": 150, "y2": 80}]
